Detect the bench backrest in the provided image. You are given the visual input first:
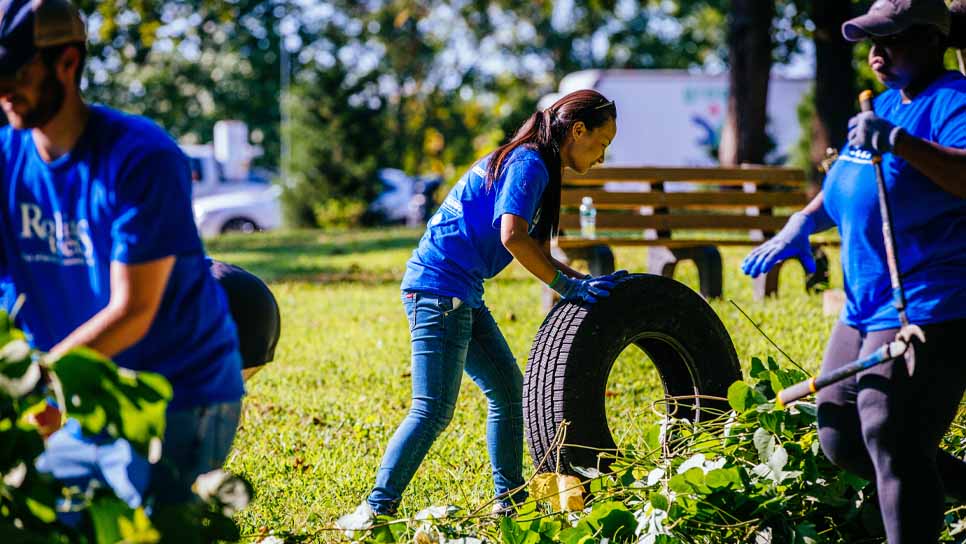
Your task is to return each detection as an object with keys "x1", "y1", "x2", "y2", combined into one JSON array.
[{"x1": 559, "y1": 166, "x2": 809, "y2": 239}]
